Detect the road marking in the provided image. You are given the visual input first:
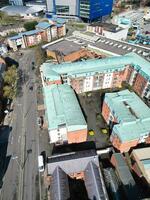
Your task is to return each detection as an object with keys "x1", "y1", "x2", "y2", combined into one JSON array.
[
  {"x1": 11, "y1": 136, "x2": 13, "y2": 144},
  {"x1": 18, "y1": 136, "x2": 21, "y2": 143}
]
